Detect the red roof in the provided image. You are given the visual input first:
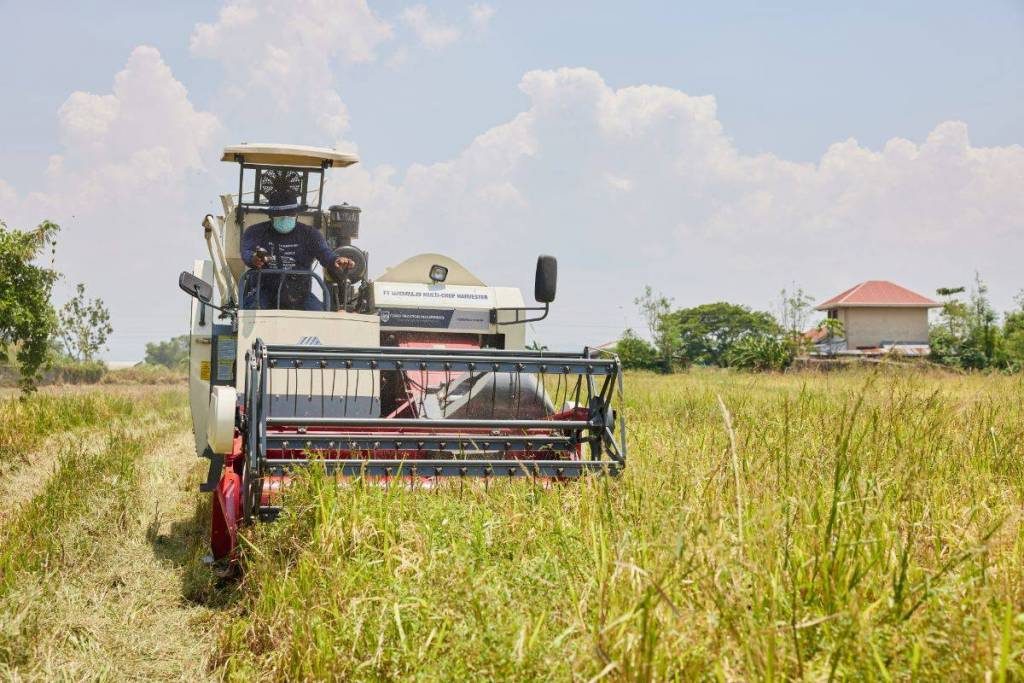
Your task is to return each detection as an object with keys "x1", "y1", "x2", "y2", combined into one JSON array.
[
  {"x1": 816, "y1": 280, "x2": 939, "y2": 310},
  {"x1": 803, "y1": 327, "x2": 829, "y2": 343}
]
